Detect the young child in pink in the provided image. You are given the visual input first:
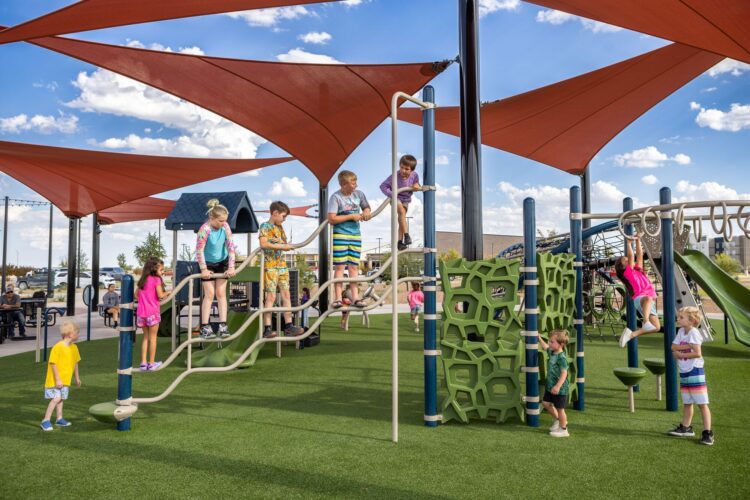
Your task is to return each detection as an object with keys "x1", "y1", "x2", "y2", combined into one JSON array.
[
  {"x1": 136, "y1": 256, "x2": 168, "y2": 371},
  {"x1": 615, "y1": 233, "x2": 661, "y2": 347},
  {"x1": 407, "y1": 282, "x2": 424, "y2": 332}
]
